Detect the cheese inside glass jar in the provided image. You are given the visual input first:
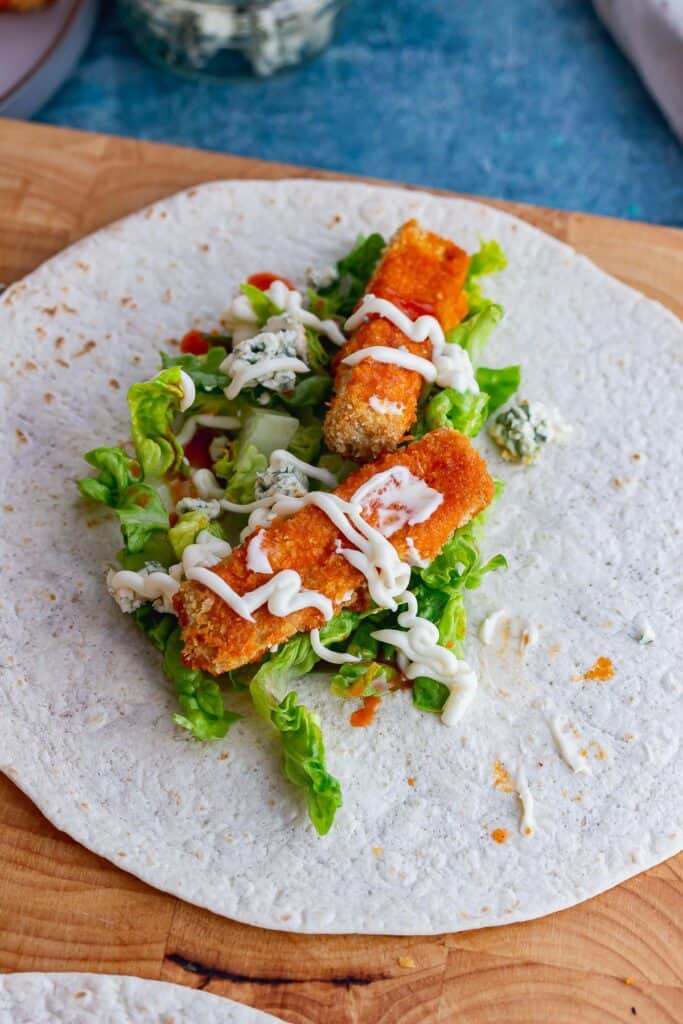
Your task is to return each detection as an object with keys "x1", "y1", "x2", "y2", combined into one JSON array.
[{"x1": 116, "y1": 0, "x2": 347, "y2": 78}]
